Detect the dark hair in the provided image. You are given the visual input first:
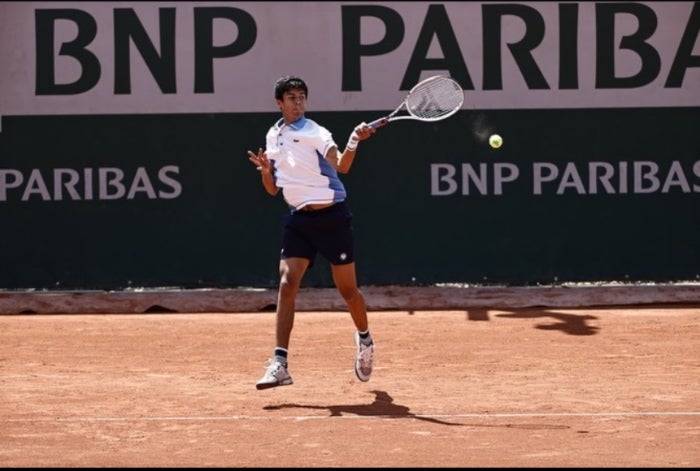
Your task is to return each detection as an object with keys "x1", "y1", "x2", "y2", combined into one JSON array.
[{"x1": 274, "y1": 75, "x2": 308, "y2": 100}]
